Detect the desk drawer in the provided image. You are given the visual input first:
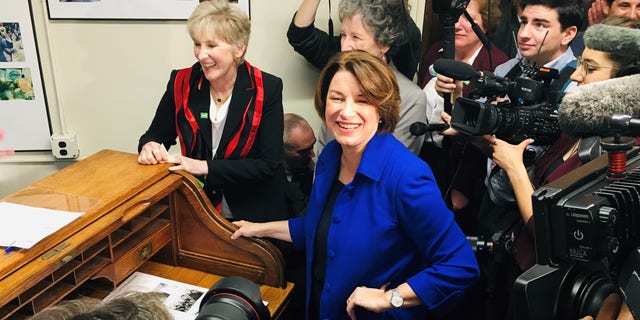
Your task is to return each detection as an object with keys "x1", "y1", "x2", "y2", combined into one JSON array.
[{"x1": 96, "y1": 219, "x2": 171, "y2": 286}]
